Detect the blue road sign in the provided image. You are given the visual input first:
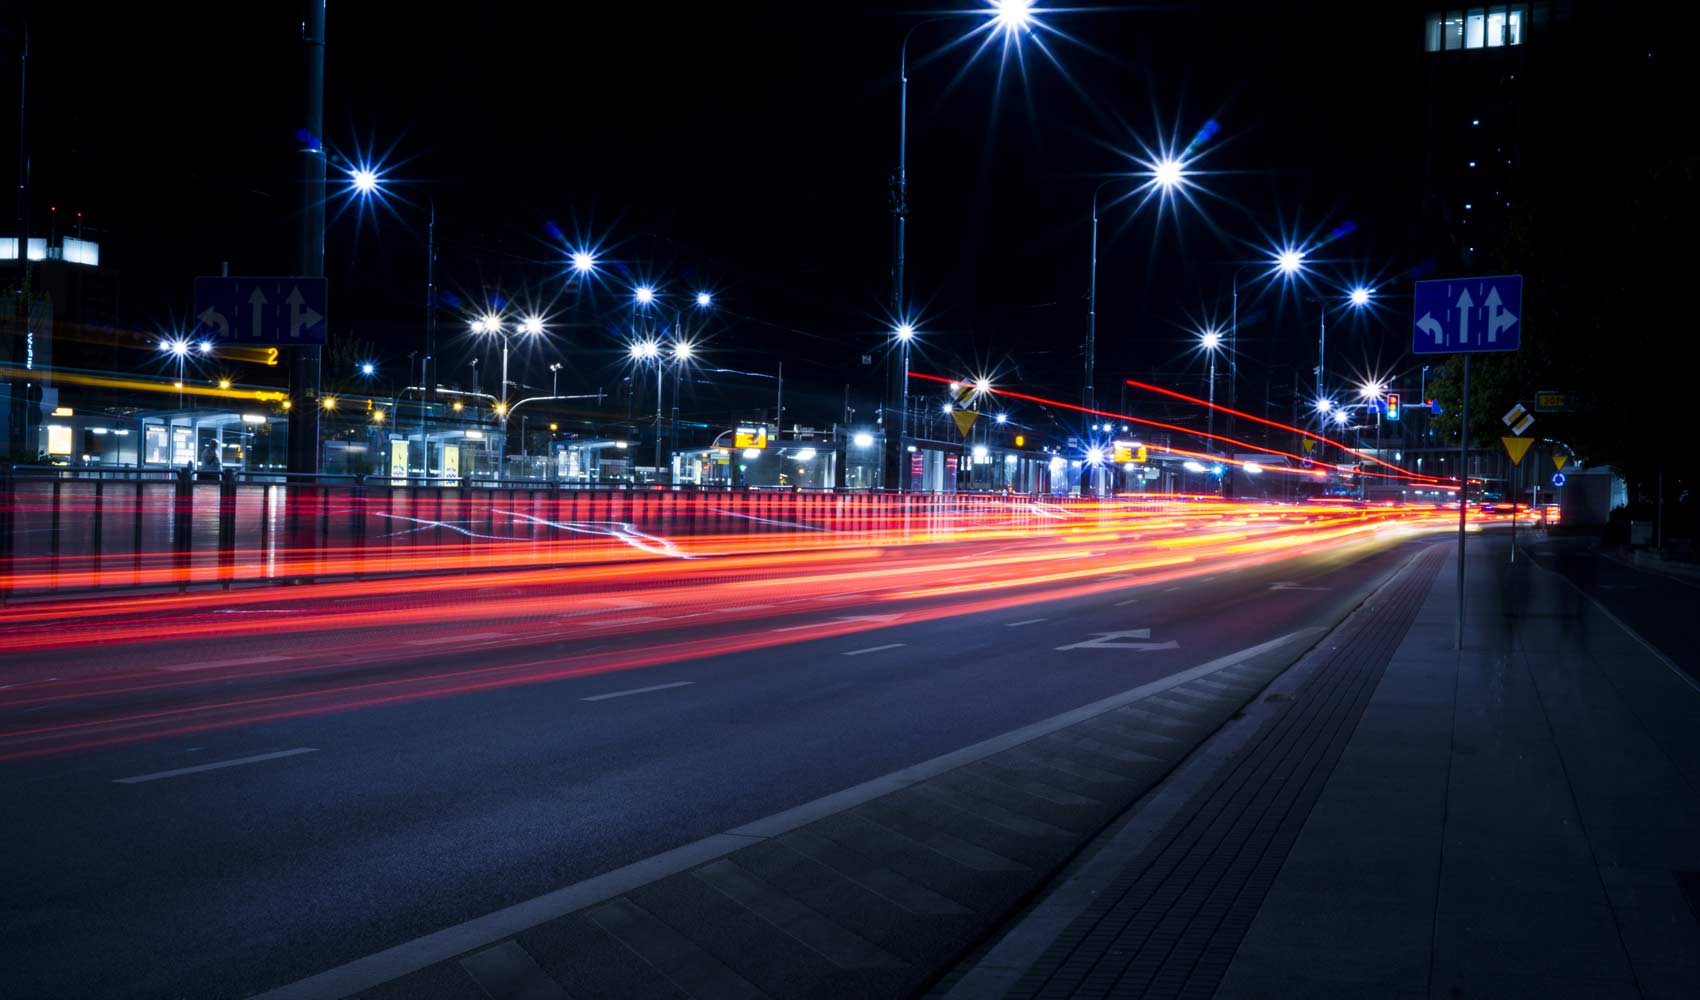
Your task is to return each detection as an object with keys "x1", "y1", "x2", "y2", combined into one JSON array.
[
  {"x1": 194, "y1": 276, "x2": 328, "y2": 346},
  {"x1": 1411, "y1": 275, "x2": 1521, "y2": 355},
  {"x1": 1552, "y1": 471, "x2": 1567, "y2": 488}
]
